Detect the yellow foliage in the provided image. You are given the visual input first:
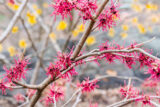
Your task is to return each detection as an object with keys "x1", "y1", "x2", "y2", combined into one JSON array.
[
  {"x1": 32, "y1": 4, "x2": 38, "y2": 9},
  {"x1": 132, "y1": 17, "x2": 138, "y2": 24},
  {"x1": 36, "y1": 9, "x2": 42, "y2": 15},
  {"x1": 151, "y1": 16, "x2": 159, "y2": 23},
  {"x1": 43, "y1": 2, "x2": 49, "y2": 8},
  {"x1": 12, "y1": 26, "x2": 18, "y2": 33},
  {"x1": 146, "y1": 3, "x2": 158, "y2": 11},
  {"x1": 27, "y1": 12, "x2": 37, "y2": 25},
  {"x1": 77, "y1": 24, "x2": 85, "y2": 32},
  {"x1": 86, "y1": 36, "x2": 96, "y2": 46},
  {"x1": 0, "y1": 44, "x2": 3, "y2": 52},
  {"x1": 108, "y1": 28, "x2": 115, "y2": 37},
  {"x1": 49, "y1": 32, "x2": 56, "y2": 40},
  {"x1": 122, "y1": 24, "x2": 129, "y2": 31},
  {"x1": 72, "y1": 30, "x2": 79, "y2": 37},
  {"x1": 137, "y1": 24, "x2": 146, "y2": 34},
  {"x1": 57, "y1": 21, "x2": 67, "y2": 30},
  {"x1": 19, "y1": 40, "x2": 27, "y2": 49},
  {"x1": 8, "y1": 46, "x2": 16, "y2": 56},
  {"x1": 132, "y1": 4, "x2": 142, "y2": 12},
  {"x1": 120, "y1": 32, "x2": 128, "y2": 39},
  {"x1": 147, "y1": 26, "x2": 153, "y2": 33},
  {"x1": 7, "y1": 2, "x2": 19, "y2": 11}
]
